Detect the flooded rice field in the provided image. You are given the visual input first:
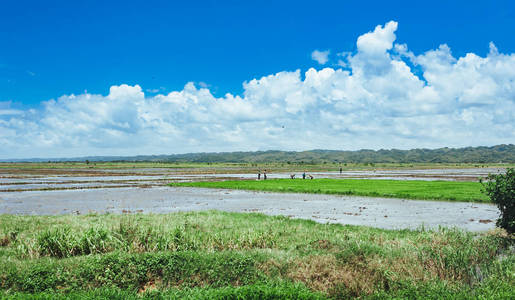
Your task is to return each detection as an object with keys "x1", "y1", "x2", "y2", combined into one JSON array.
[
  {"x1": 0, "y1": 167, "x2": 505, "y2": 192},
  {"x1": 0, "y1": 187, "x2": 498, "y2": 232},
  {"x1": 0, "y1": 166, "x2": 503, "y2": 231}
]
